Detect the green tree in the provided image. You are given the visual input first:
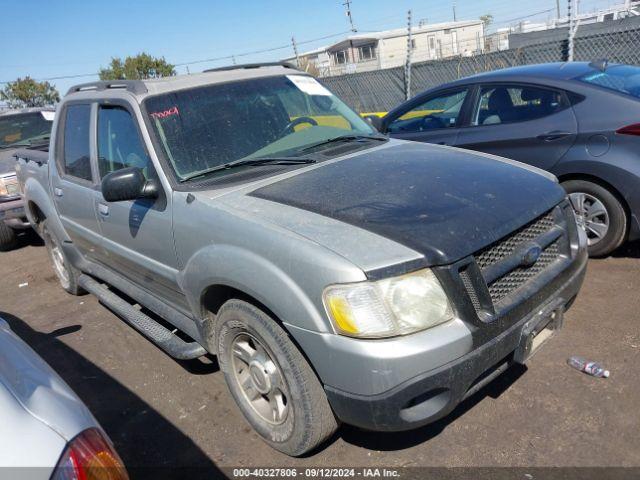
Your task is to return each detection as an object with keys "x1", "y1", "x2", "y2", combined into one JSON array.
[
  {"x1": 0, "y1": 77, "x2": 60, "y2": 108},
  {"x1": 480, "y1": 14, "x2": 494, "y2": 30},
  {"x1": 99, "y1": 53, "x2": 175, "y2": 80}
]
